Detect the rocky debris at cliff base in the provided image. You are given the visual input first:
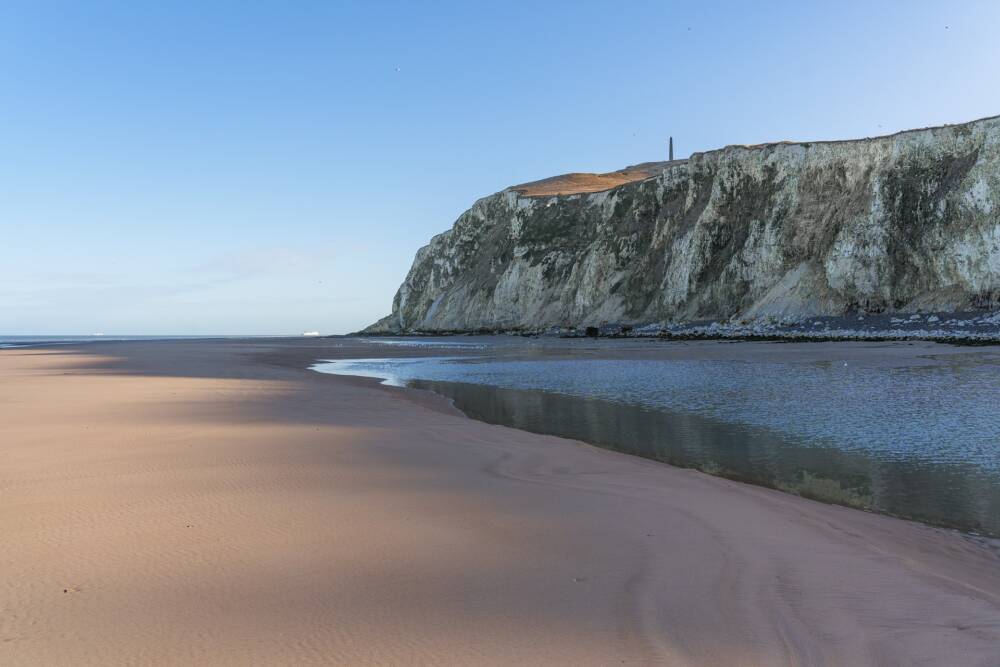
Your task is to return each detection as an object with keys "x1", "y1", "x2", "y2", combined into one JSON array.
[
  {"x1": 559, "y1": 310, "x2": 1000, "y2": 344},
  {"x1": 358, "y1": 309, "x2": 1000, "y2": 345}
]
